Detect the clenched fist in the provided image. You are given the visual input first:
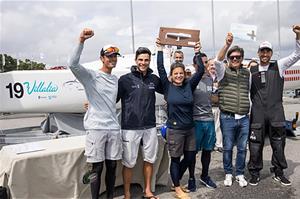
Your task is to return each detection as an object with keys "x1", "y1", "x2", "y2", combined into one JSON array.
[
  {"x1": 293, "y1": 25, "x2": 300, "y2": 34},
  {"x1": 79, "y1": 28, "x2": 94, "y2": 43},
  {"x1": 226, "y1": 32, "x2": 233, "y2": 46}
]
